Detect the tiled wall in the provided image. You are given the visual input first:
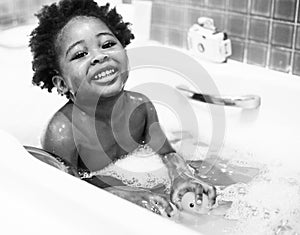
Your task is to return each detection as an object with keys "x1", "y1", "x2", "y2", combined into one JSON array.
[
  {"x1": 1, "y1": 0, "x2": 299, "y2": 76},
  {"x1": 149, "y1": 0, "x2": 300, "y2": 76},
  {"x1": 0, "y1": 0, "x2": 53, "y2": 30}
]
